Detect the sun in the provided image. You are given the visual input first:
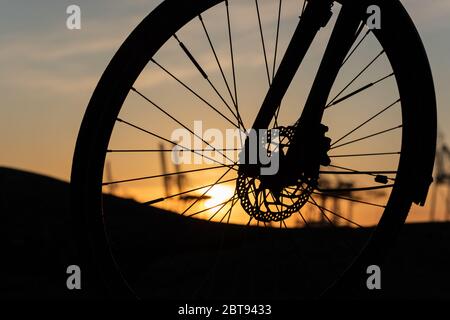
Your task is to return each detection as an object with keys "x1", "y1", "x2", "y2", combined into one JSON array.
[{"x1": 203, "y1": 184, "x2": 235, "y2": 210}]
